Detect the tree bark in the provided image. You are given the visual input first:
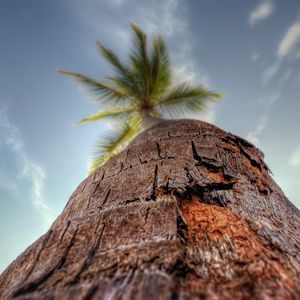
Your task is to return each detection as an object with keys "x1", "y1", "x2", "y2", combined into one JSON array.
[{"x1": 0, "y1": 119, "x2": 299, "y2": 299}]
